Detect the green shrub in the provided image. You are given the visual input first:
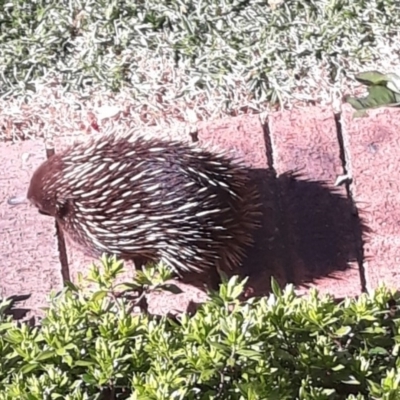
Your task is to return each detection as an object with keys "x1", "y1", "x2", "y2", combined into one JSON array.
[{"x1": 0, "y1": 256, "x2": 399, "y2": 399}]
